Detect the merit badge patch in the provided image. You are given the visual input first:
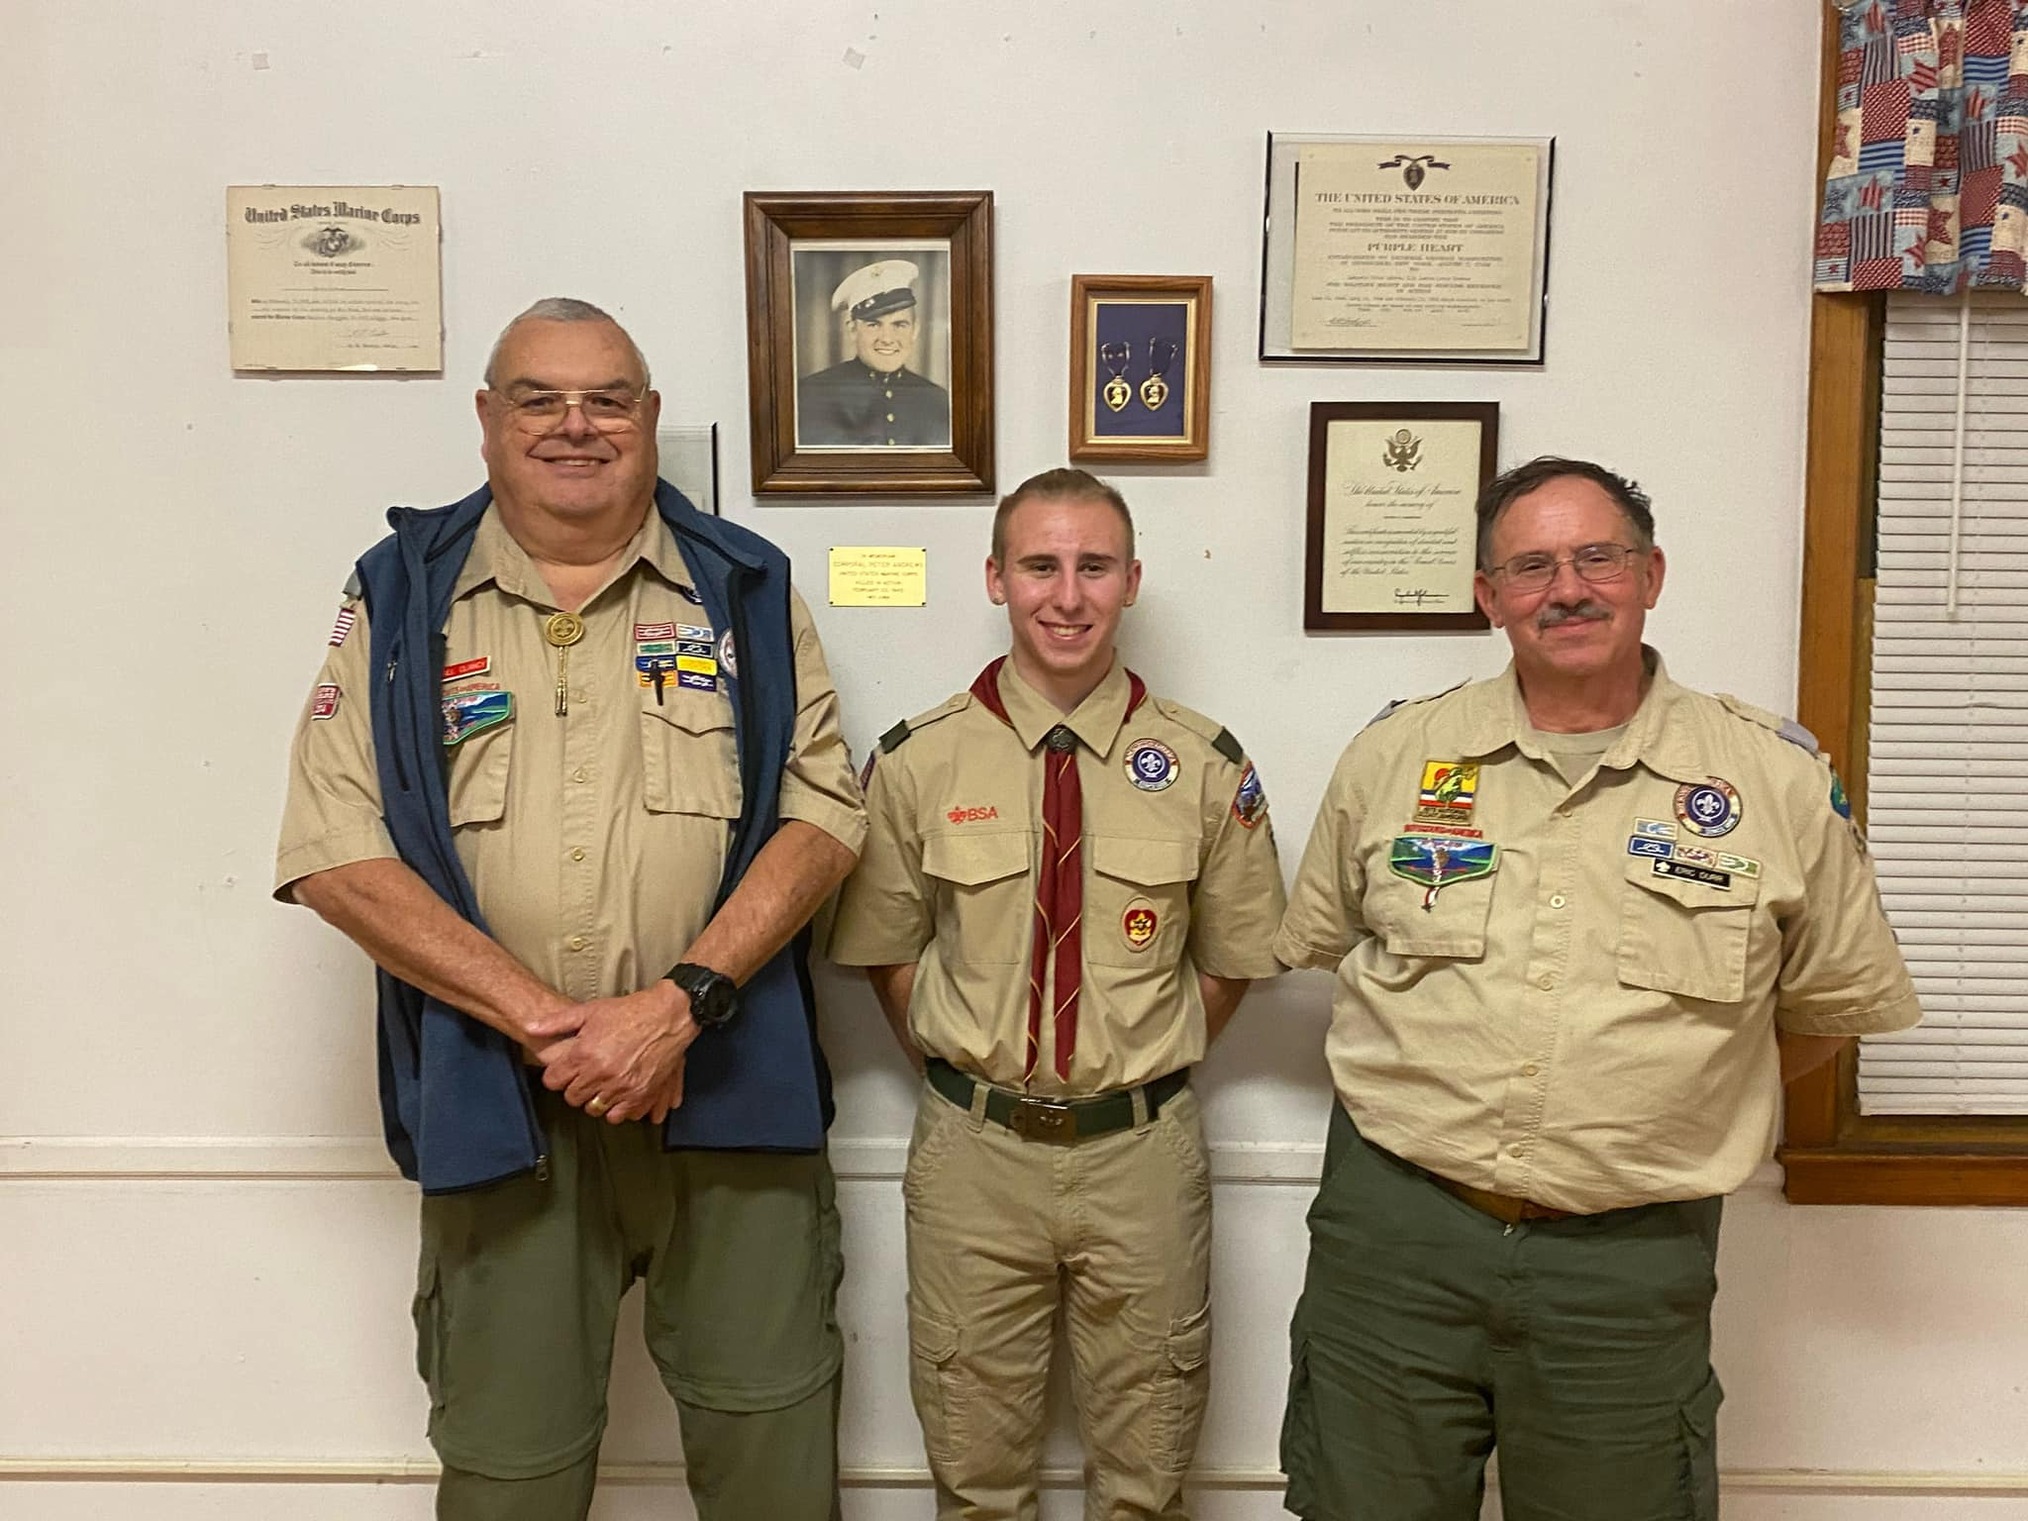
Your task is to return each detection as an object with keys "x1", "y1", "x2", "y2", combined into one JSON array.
[
  {"x1": 1388, "y1": 835, "x2": 1497, "y2": 911},
  {"x1": 1653, "y1": 858, "x2": 1731, "y2": 890},
  {"x1": 310, "y1": 683, "x2": 341, "y2": 720},
  {"x1": 1414, "y1": 760, "x2": 1479, "y2": 825},
  {"x1": 328, "y1": 605, "x2": 357, "y2": 648},
  {"x1": 1231, "y1": 762, "x2": 1268, "y2": 828},
  {"x1": 1122, "y1": 899, "x2": 1160, "y2": 951},
  {"x1": 441, "y1": 688, "x2": 513, "y2": 746},
  {"x1": 442, "y1": 656, "x2": 491, "y2": 684},
  {"x1": 1674, "y1": 778, "x2": 1742, "y2": 838},
  {"x1": 1126, "y1": 738, "x2": 1180, "y2": 792}
]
